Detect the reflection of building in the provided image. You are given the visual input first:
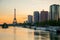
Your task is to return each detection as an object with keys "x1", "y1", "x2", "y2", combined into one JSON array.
[
  {"x1": 50, "y1": 29, "x2": 60, "y2": 40},
  {"x1": 13, "y1": 8, "x2": 17, "y2": 25},
  {"x1": 34, "y1": 11, "x2": 39, "y2": 23},
  {"x1": 50, "y1": 4, "x2": 60, "y2": 21},
  {"x1": 57, "y1": 30, "x2": 60, "y2": 40},
  {"x1": 50, "y1": 31, "x2": 57, "y2": 40},
  {"x1": 28, "y1": 15, "x2": 33, "y2": 23},
  {"x1": 40, "y1": 10, "x2": 48, "y2": 22},
  {"x1": 34, "y1": 30, "x2": 50, "y2": 40},
  {"x1": 45, "y1": 27, "x2": 60, "y2": 40}
]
